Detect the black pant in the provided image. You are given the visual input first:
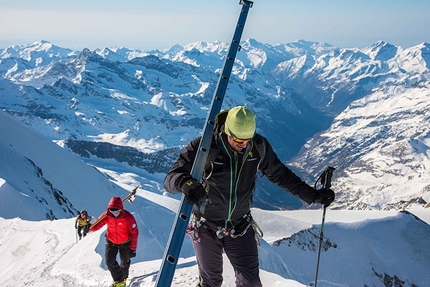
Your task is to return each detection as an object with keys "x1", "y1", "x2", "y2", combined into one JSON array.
[
  {"x1": 105, "y1": 240, "x2": 131, "y2": 282},
  {"x1": 77, "y1": 225, "x2": 89, "y2": 238},
  {"x1": 193, "y1": 221, "x2": 262, "y2": 287}
]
